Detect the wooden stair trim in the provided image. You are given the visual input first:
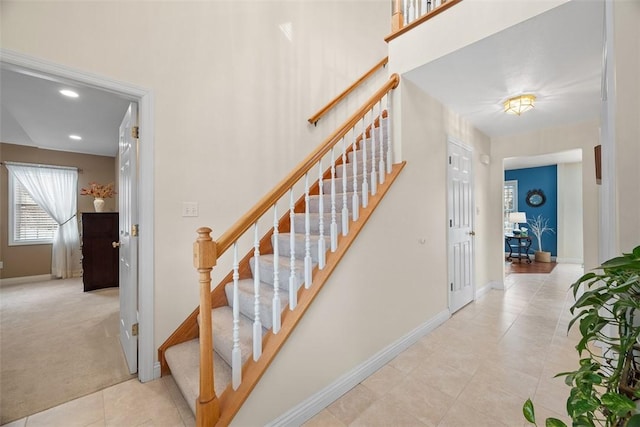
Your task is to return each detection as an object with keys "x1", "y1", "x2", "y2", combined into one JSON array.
[
  {"x1": 215, "y1": 161, "x2": 406, "y2": 426},
  {"x1": 214, "y1": 74, "x2": 399, "y2": 260},
  {"x1": 157, "y1": 111, "x2": 391, "y2": 375},
  {"x1": 307, "y1": 57, "x2": 388, "y2": 125},
  {"x1": 384, "y1": 0, "x2": 463, "y2": 43}
]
